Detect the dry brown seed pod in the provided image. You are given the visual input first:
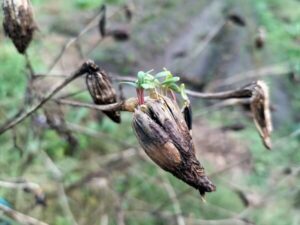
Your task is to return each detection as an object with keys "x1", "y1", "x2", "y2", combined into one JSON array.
[
  {"x1": 250, "y1": 81, "x2": 272, "y2": 149},
  {"x1": 132, "y1": 96, "x2": 216, "y2": 197},
  {"x1": 2, "y1": 0, "x2": 36, "y2": 54},
  {"x1": 98, "y1": 5, "x2": 106, "y2": 37},
  {"x1": 86, "y1": 68, "x2": 121, "y2": 123},
  {"x1": 108, "y1": 28, "x2": 130, "y2": 42}
]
